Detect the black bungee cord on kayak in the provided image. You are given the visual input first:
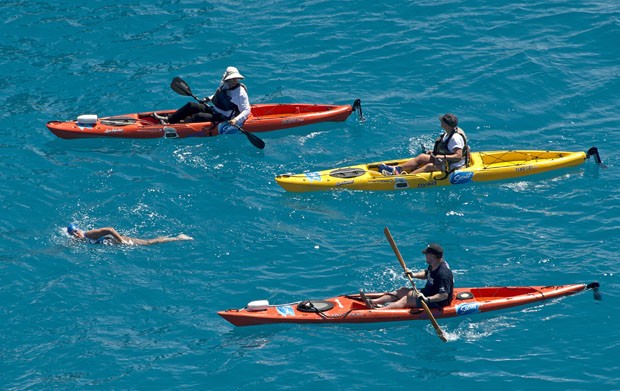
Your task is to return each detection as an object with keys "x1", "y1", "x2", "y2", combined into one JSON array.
[{"x1": 297, "y1": 300, "x2": 354, "y2": 320}]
